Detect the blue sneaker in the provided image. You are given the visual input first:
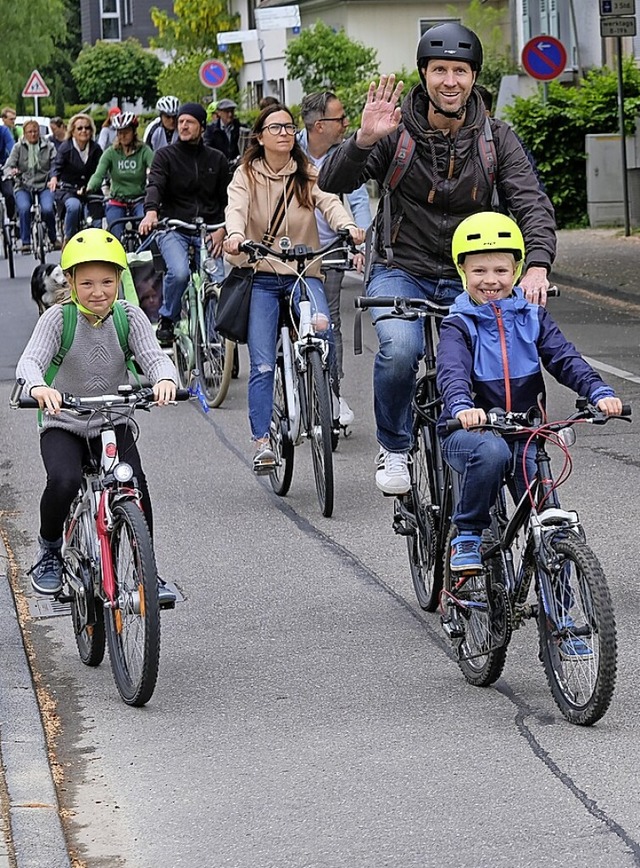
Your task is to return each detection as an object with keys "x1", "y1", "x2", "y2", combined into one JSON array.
[
  {"x1": 29, "y1": 537, "x2": 63, "y2": 596},
  {"x1": 558, "y1": 617, "x2": 594, "y2": 659},
  {"x1": 450, "y1": 533, "x2": 483, "y2": 572}
]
